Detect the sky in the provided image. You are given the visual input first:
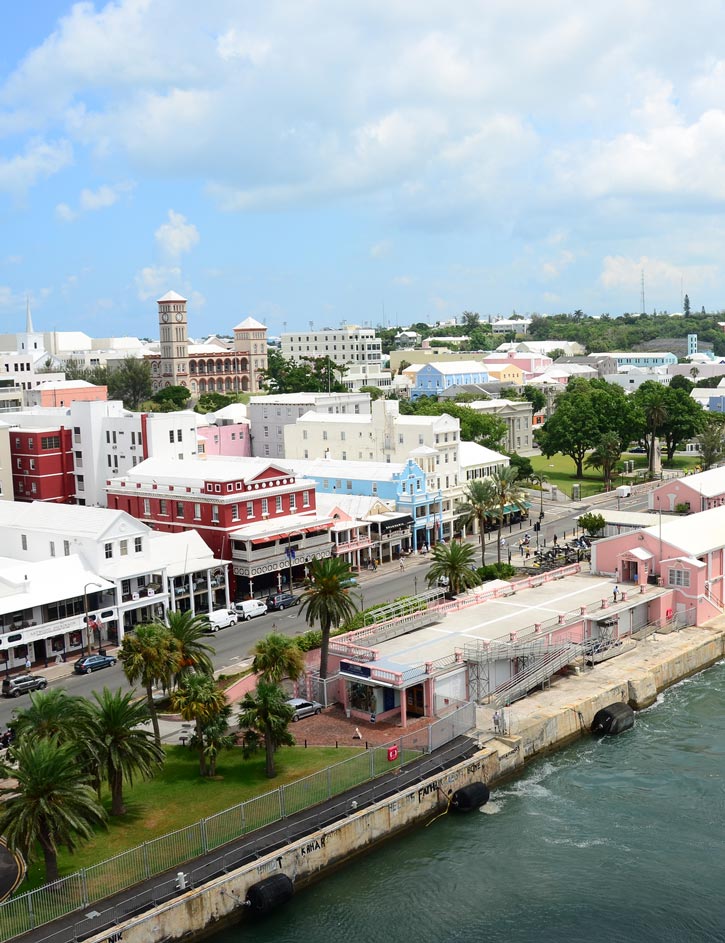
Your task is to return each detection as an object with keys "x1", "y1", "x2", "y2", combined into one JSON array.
[{"x1": 2, "y1": 1, "x2": 725, "y2": 341}]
